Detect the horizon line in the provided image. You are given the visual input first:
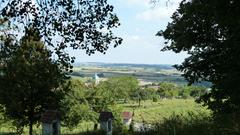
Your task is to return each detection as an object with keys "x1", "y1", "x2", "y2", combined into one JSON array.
[{"x1": 73, "y1": 61, "x2": 177, "y2": 66}]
